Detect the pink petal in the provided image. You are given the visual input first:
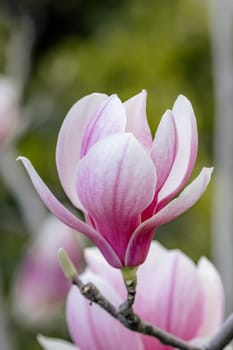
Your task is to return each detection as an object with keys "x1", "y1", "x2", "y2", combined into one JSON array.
[
  {"x1": 76, "y1": 133, "x2": 156, "y2": 263},
  {"x1": 124, "y1": 90, "x2": 152, "y2": 150},
  {"x1": 126, "y1": 167, "x2": 213, "y2": 266},
  {"x1": 150, "y1": 110, "x2": 177, "y2": 192},
  {"x1": 137, "y1": 241, "x2": 168, "y2": 276},
  {"x1": 150, "y1": 167, "x2": 213, "y2": 226},
  {"x1": 197, "y1": 257, "x2": 224, "y2": 337},
  {"x1": 56, "y1": 93, "x2": 108, "y2": 209},
  {"x1": 85, "y1": 247, "x2": 126, "y2": 300},
  {"x1": 157, "y1": 95, "x2": 198, "y2": 209},
  {"x1": 80, "y1": 94, "x2": 126, "y2": 157},
  {"x1": 66, "y1": 274, "x2": 144, "y2": 350},
  {"x1": 85, "y1": 242, "x2": 168, "y2": 301},
  {"x1": 141, "y1": 110, "x2": 177, "y2": 221},
  {"x1": 17, "y1": 156, "x2": 122, "y2": 268},
  {"x1": 135, "y1": 251, "x2": 204, "y2": 350}
]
